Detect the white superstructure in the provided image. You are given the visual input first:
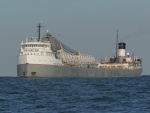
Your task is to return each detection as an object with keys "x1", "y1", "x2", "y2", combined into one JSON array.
[{"x1": 18, "y1": 37, "x2": 63, "y2": 66}]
